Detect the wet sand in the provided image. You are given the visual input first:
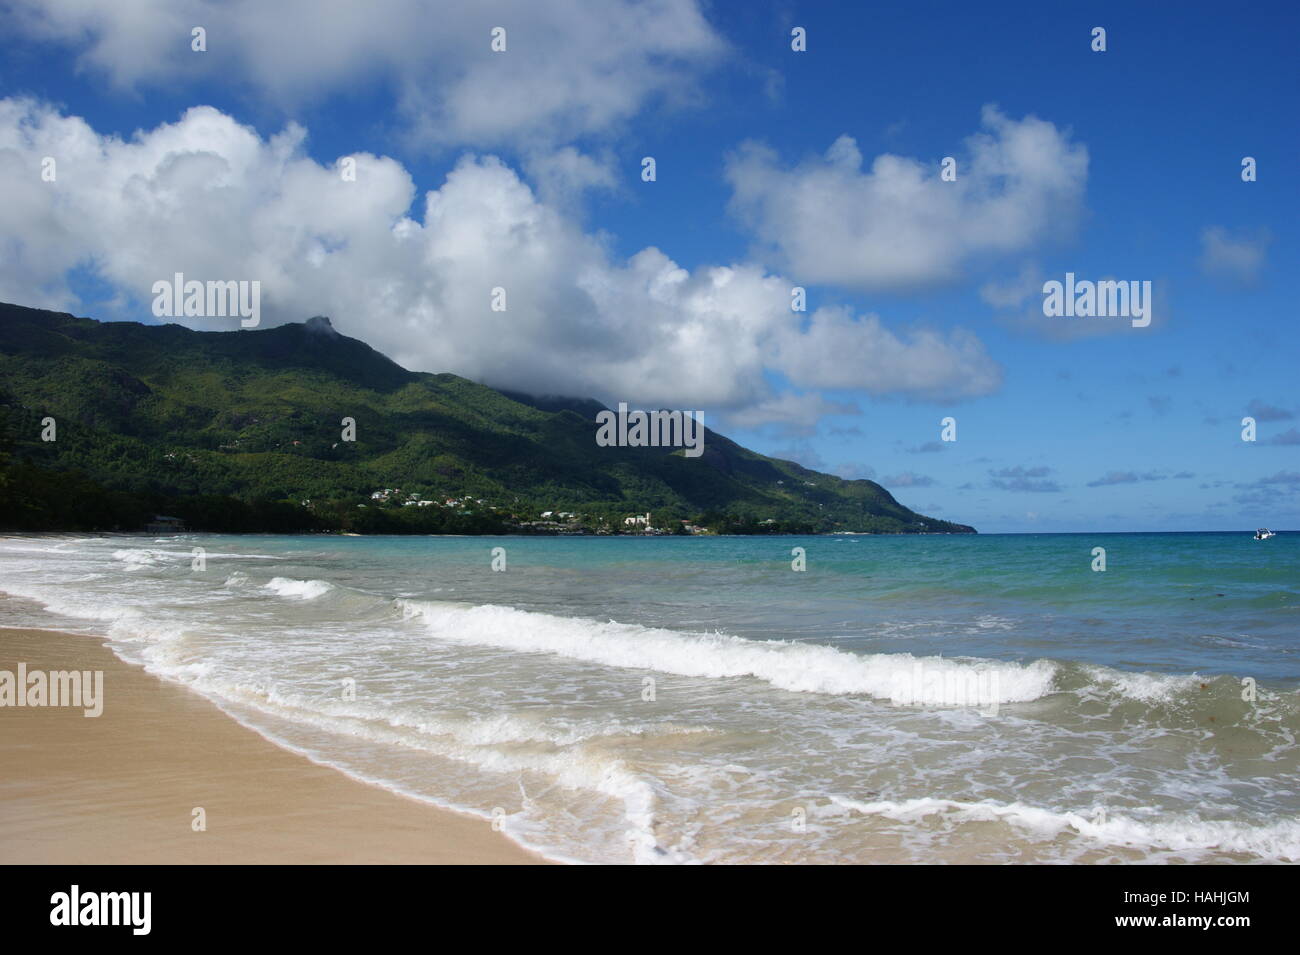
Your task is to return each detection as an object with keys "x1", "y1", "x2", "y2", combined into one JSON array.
[{"x1": 0, "y1": 627, "x2": 550, "y2": 864}]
